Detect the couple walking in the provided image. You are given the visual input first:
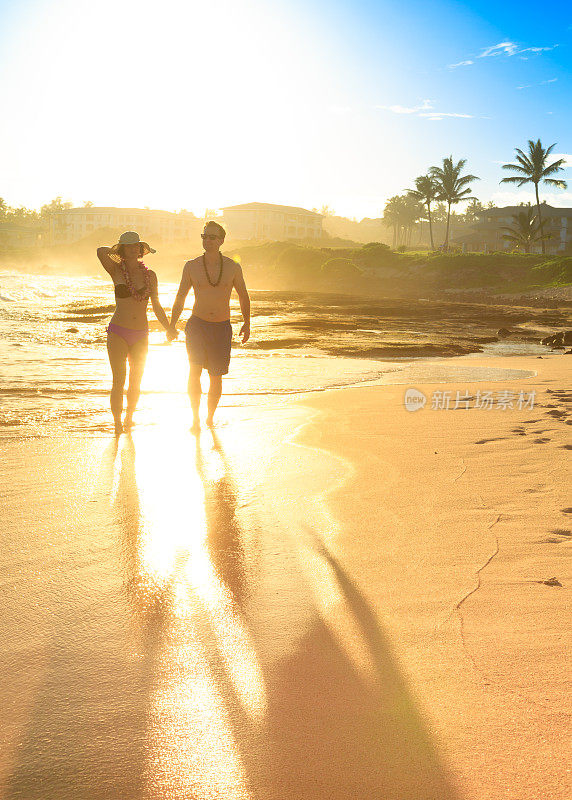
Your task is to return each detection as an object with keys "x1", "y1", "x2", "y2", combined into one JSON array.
[{"x1": 97, "y1": 221, "x2": 250, "y2": 435}]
